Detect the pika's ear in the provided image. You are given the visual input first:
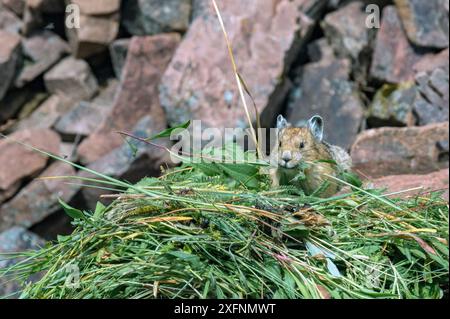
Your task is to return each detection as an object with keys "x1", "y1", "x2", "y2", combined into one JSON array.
[
  {"x1": 308, "y1": 115, "x2": 324, "y2": 142},
  {"x1": 276, "y1": 115, "x2": 290, "y2": 129}
]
